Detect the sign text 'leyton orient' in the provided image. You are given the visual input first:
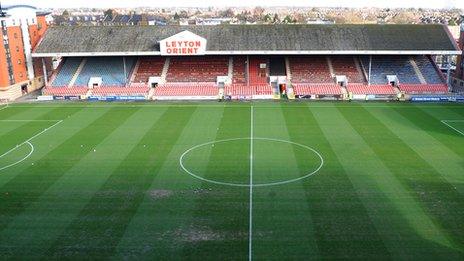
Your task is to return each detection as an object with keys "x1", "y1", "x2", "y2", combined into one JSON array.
[
  {"x1": 159, "y1": 31, "x2": 207, "y2": 56},
  {"x1": 165, "y1": 41, "x2": 202, "y2": 55}
]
